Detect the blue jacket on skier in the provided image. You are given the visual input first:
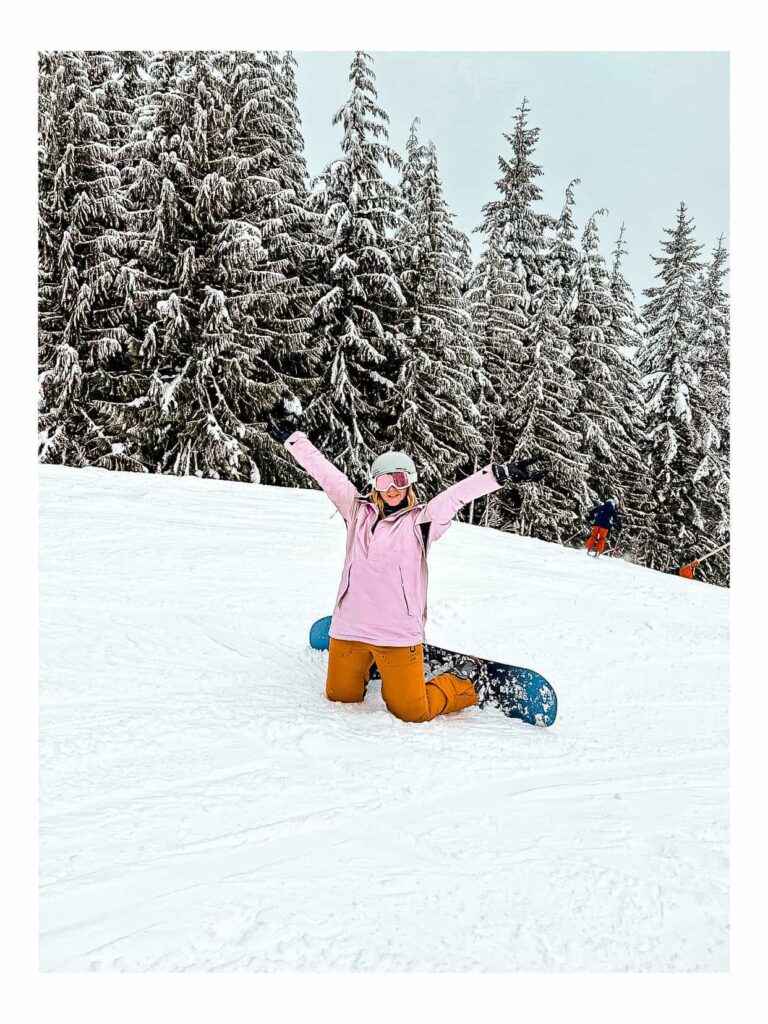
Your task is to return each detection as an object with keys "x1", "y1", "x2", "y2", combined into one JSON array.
[{"x1": 588, "y1": 500, "x2": 623, "y2": 530}]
